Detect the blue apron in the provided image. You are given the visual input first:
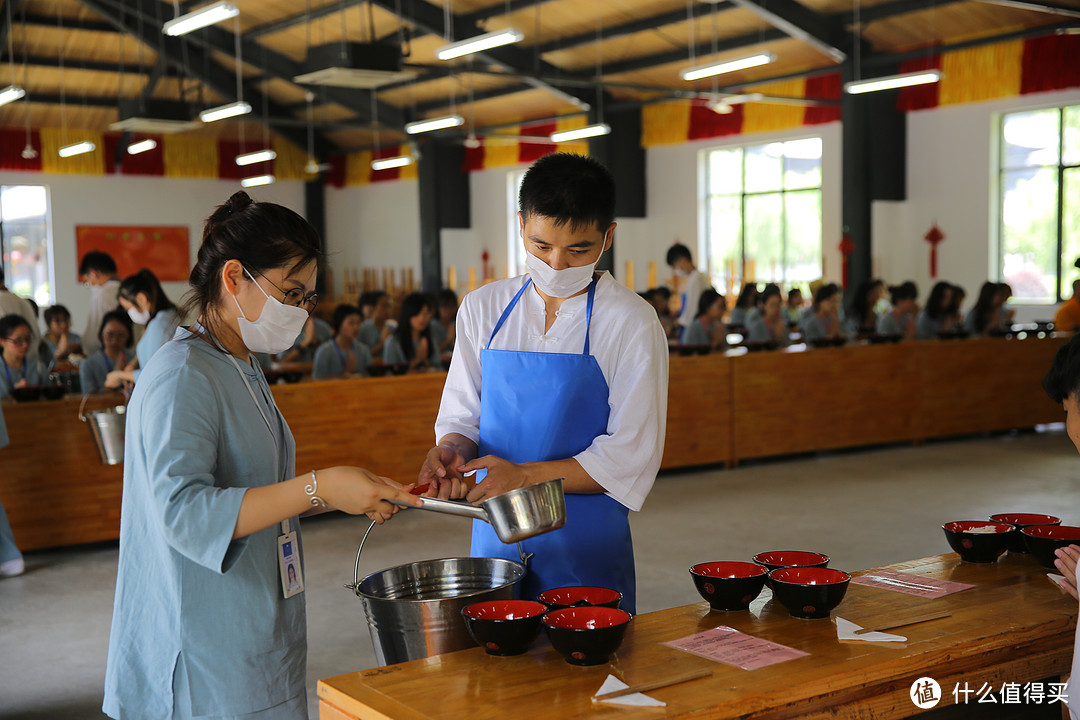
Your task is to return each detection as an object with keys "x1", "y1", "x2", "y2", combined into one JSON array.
[{"x1": 470, "y1": 276, "x2": 637, "y2": 613}]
